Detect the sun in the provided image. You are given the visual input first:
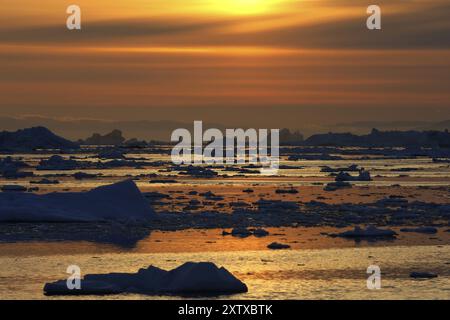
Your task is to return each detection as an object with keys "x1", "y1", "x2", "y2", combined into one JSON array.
[{"x1": 206, "y1": 0, "x2": 280, "y2": 15}]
